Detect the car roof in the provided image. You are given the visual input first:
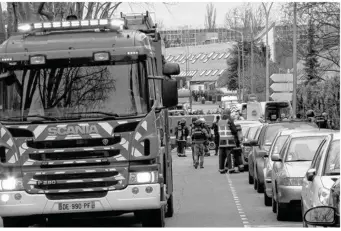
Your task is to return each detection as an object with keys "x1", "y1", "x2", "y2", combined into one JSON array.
[
  {"x1": 234, "y1": 120, "x2": 261, "y2": 124},
  {"x1": 278, "y1": 129, "x2": 316, "y2": 136},
  {"x1": 289, "y1": 130, "x2": 337, "y2": 138}
]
